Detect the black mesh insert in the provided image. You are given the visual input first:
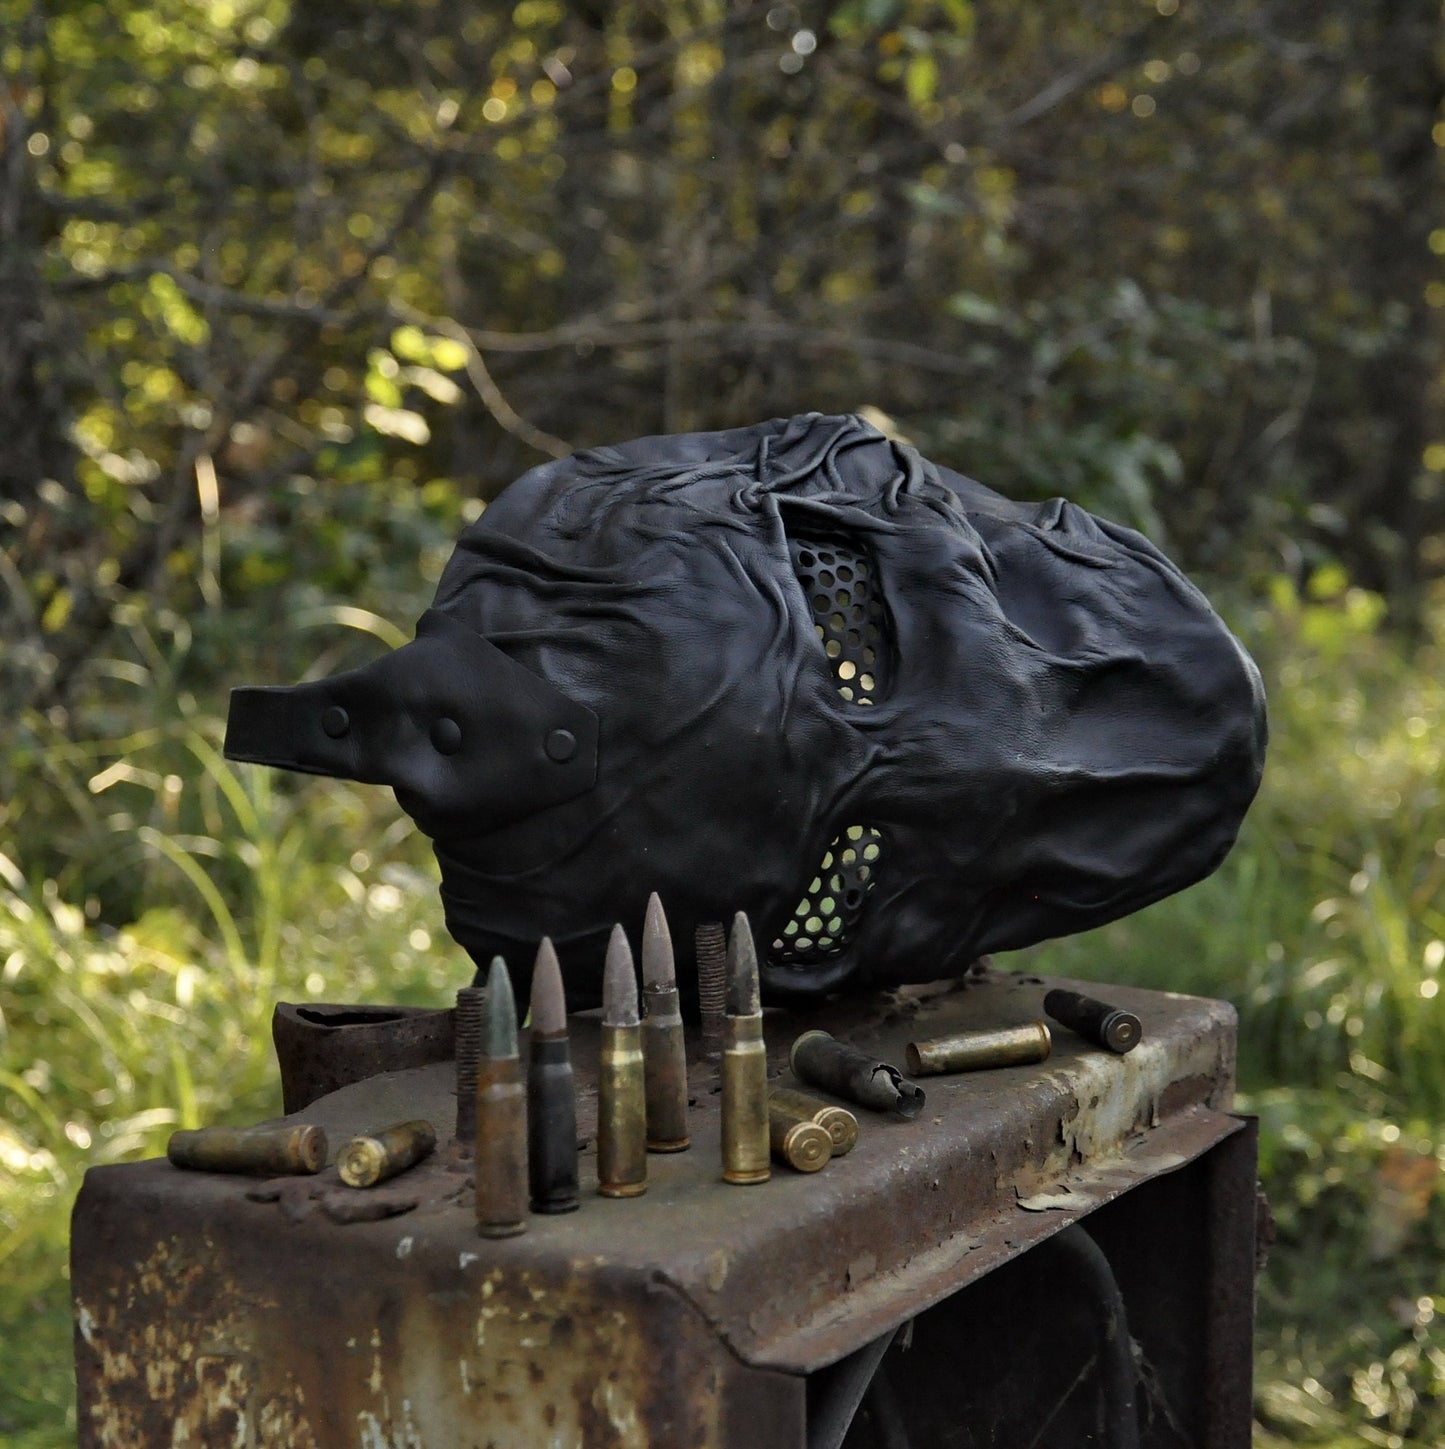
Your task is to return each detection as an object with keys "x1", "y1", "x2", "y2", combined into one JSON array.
[
  {"x1": 769, "y1": 824, "x2": 883, "y2": 965},
  {"x1": 787, "y1": 534, "x2": 890, "y2": 706}
]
